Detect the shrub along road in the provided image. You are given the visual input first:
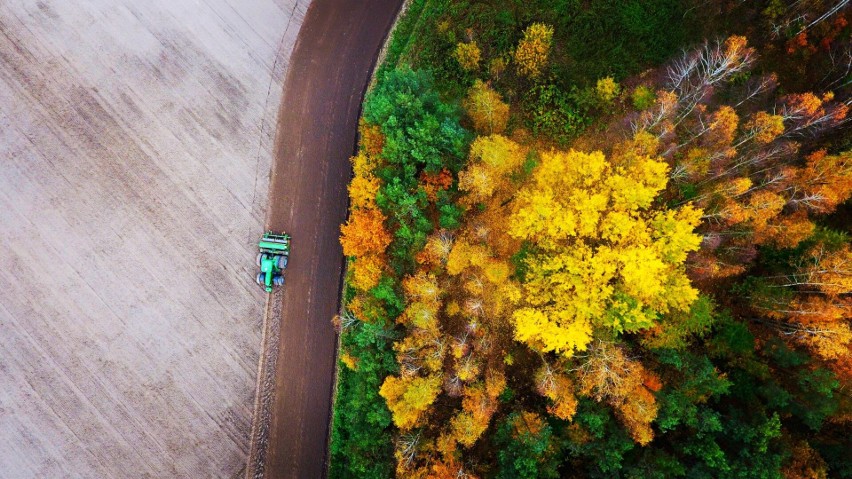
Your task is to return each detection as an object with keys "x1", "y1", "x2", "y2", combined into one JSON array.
[{"x1": 245, "y1": 1, "x2": 402, "y2": 478}]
